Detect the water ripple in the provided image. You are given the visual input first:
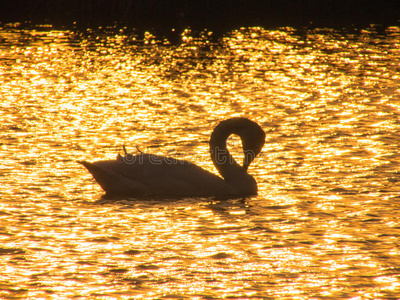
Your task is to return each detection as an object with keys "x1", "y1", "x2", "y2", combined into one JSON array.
[{"x1": 1, "y1": 24, "x2": 400, "y2": 298}]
